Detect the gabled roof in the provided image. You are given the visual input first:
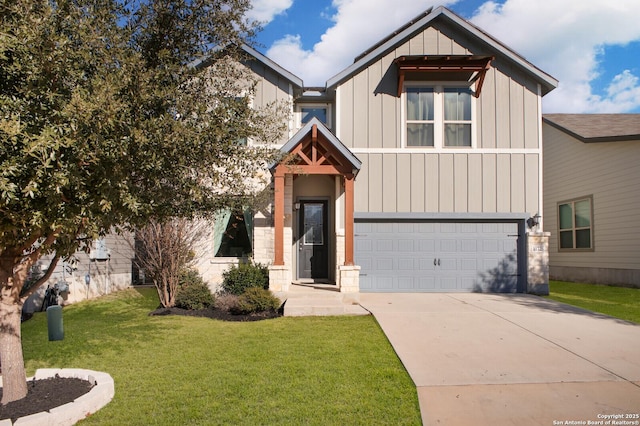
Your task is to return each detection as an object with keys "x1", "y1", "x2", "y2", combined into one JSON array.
[
  {"x1": 270, "y1": 117, "x2": 362, "y2": 174},
  {"x1": 240, "y1": 45, "x2": 304, "y2": 89},
  {"x1": 543, "y1": 114, "x2": 640, "y2": 142},
  {"x1": 326, "y1": 6, "x2": 558, "y2": 95},
  {"x1": 190, "y1": 44, "x2": 304, "y2": 89}
]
